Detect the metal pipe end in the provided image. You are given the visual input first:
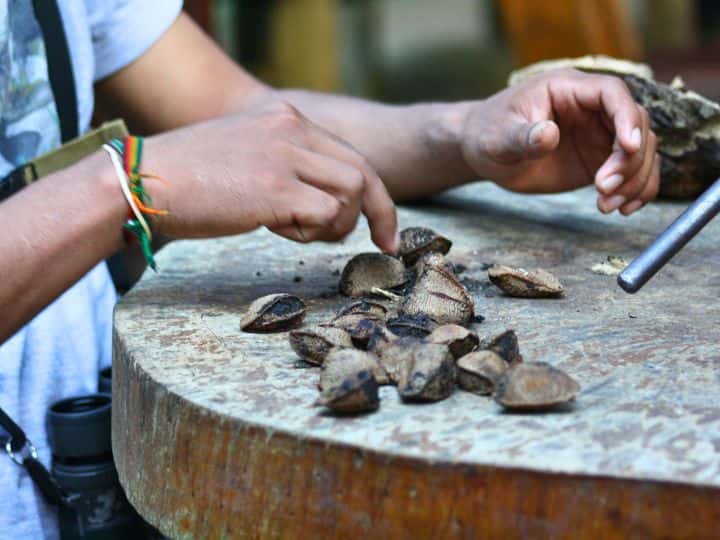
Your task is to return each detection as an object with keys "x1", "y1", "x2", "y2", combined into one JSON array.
[{"x1": 617, "y1": 271, "x2": 641, "y2": 294}]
